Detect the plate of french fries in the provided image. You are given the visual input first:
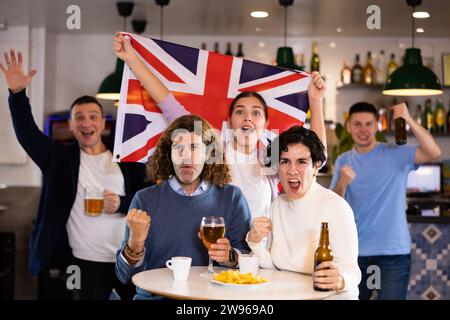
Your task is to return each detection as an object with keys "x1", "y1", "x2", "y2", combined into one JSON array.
[{"x1": 211, "y1": 270, "x2": 268, "y2": 288}]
